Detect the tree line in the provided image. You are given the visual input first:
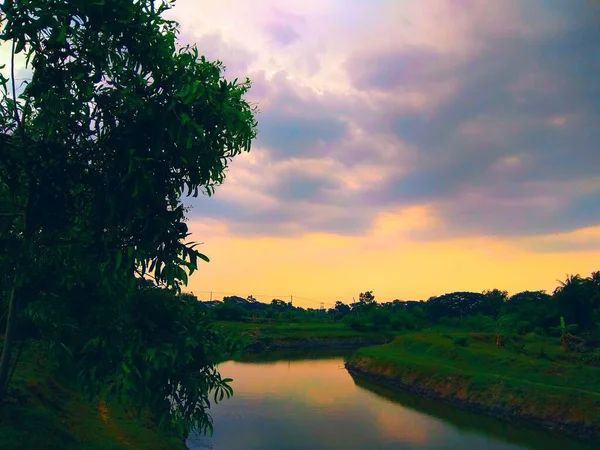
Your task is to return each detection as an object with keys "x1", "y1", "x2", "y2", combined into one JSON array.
[{"x1": 206, "y1": 272, "x2": 600, "y2": 342}]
